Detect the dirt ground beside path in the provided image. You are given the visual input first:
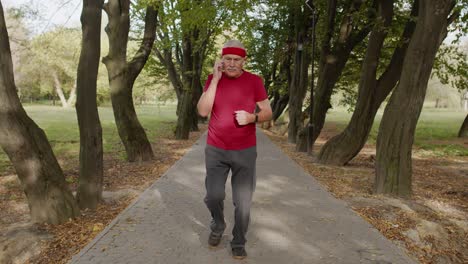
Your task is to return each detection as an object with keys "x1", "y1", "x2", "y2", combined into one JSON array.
[
  {"x1": 1, "y1": 122, "x2": 466, "y2": 264},
  {"x1": 263, "y1": 126, "x2": 467, "y2": 264},
  {"x1": 0, "y1": 125, "x2": 207, "y2": 264}
]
